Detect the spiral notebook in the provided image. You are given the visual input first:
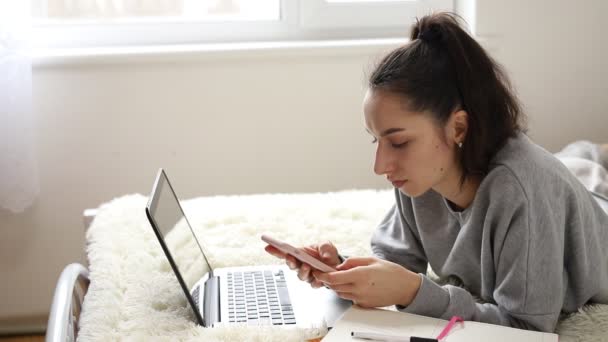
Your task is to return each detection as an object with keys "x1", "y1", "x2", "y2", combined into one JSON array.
[{"x1": 323, "y1": 305, "x2": 558, "y2": 342}]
